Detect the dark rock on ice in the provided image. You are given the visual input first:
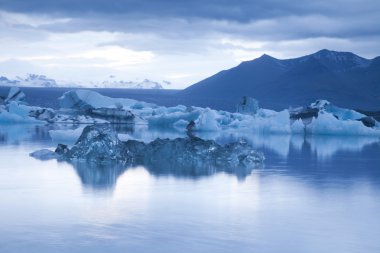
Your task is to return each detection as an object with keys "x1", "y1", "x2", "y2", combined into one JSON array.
[
  {"x1": 55, "y1": 144, "x2": 69, "y2": 155},
  {"x1": 289, "y1": 107, "x2": 319, "y2": 122},
  {"x1": 89, "y1": 107, "x2": 135, "y2": 123},
  {"x1": 28, "y1": 108, "x2": 56, "y2": 122},
  {"x1": 358, "y1": 116, "x2": 376, "y2": 128}
]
